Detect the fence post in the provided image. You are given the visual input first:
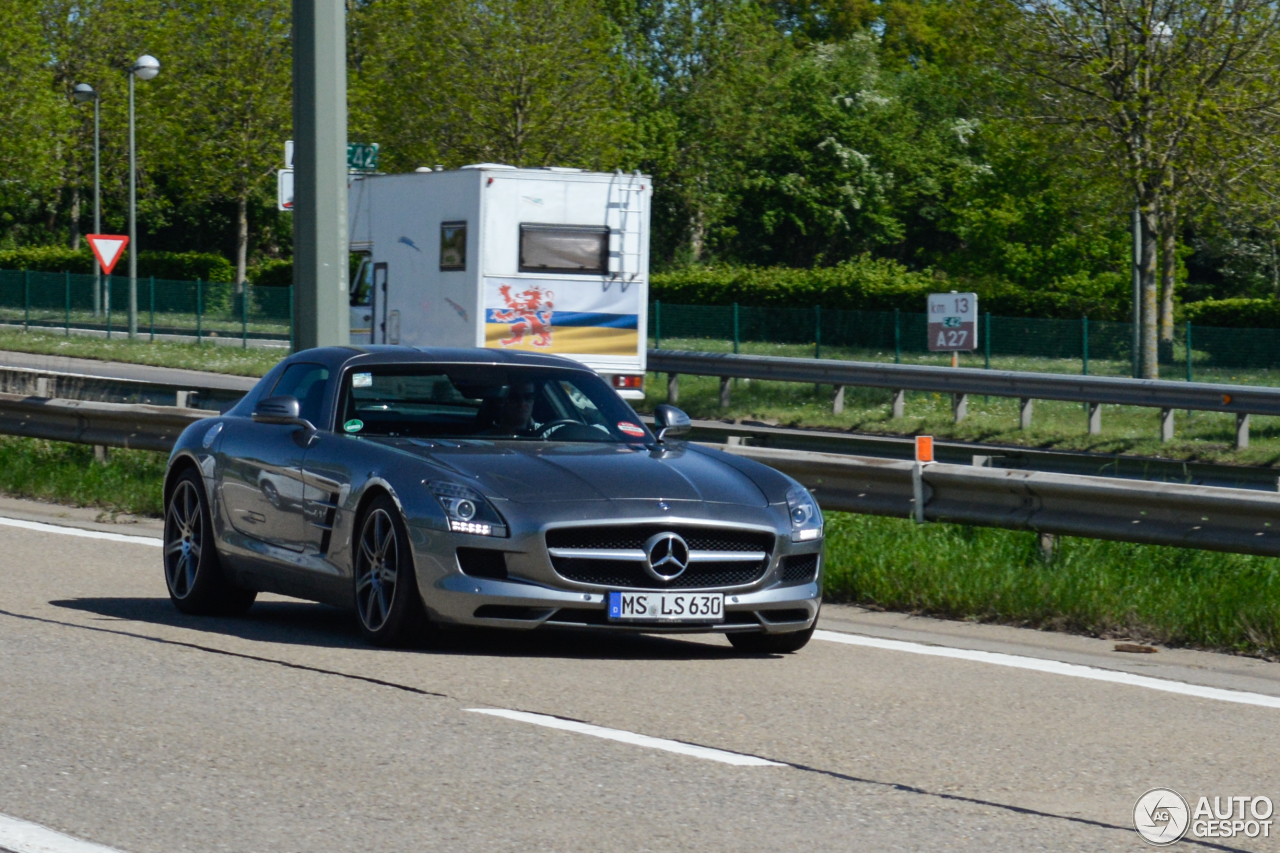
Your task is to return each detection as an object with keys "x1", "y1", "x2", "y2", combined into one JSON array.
[
  {"x1": 196, "y1": 278, "x2": 202, "y2": 344},
  {"x1": 984, "y1": 311, "x2": 991, "y2": 370},
  {"x1": 23, "y1": 269, "x2": 29, "y2": 332},
  {"x1": 654, "y1": 300, "x2": 661, "y2": 350},
  {"x1": 149, "y1": 276, "x2": 155, "y2": 342},
  {"x1": 242, "y1": 289, "x2": 249, "y2": 349},
  {"x1": 1185, "y1": 321, "x2": 1192, "y2": 382},
  {"x1": 64, "y1": 271, "x2": 70, "y2": 336},
  {"x1": 1082, "y1": 316, "x2": 1089, "y2": 375},
  {"x1": 894, "y1": 308, "x2": 901, "y2": 364},
  {"x1": 814, "y1": 305, "x2": 822, "y2": 359},
  {"x1": 732, "y1": 302, "x2": 739, "y2": 355}
]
